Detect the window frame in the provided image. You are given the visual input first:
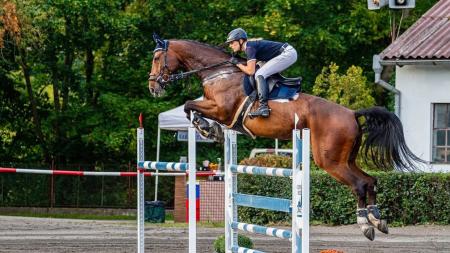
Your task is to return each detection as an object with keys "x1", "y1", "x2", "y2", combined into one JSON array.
[{"x1": 431, "y1": 103, "x2": 450, "y2": 164}]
